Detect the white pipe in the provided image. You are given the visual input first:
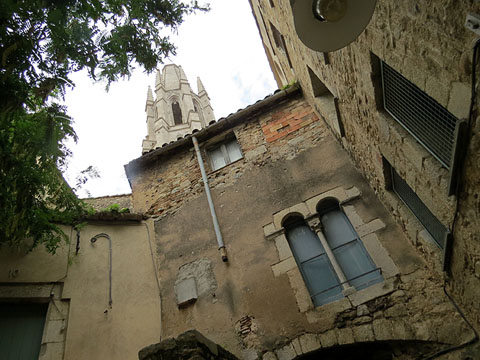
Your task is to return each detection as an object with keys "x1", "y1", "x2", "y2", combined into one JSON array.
[{"x1": 192, "y1": 136, "x2": 228, "y2": 262}]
